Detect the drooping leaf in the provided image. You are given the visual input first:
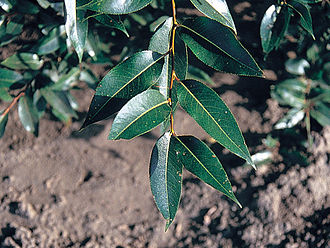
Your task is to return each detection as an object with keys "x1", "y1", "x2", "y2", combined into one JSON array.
[
  {"x1": 64, "y1": 0, "x2": 88, "y2": 62},
  {"x1": 40, "y1": 88, "x2": 78, "y2": 122},
  {"x1": 260, "y1": 5, "x2": 291, "y2": 54},
  {"x1": 189, "y1": 0, "x2": 236, "y2": 34},
  {"x1": 93, "y1": 14, "x2": 129, "y2": 37},
  {"x1": 80, "y1": 0, "x2": 154, "y2": 15},
  {"x1": 82, "y1": 50, "x2": 164, "y2": 128},
  {"x1": 176, "y1": 79, "x2": 254, "y2": 167},
  {"x1": 0, "y1": 110, "x2": 8, "y2": 138},
  {"x1": 172, "y1": 135, "x2": 241, "y2": 206},
  {"x1": 274, "y1": 108, "x2": 305, "y2": 129},
  {"x1": 149, "y1": 132, "x2": 183, "y2": 230},
  {"x1": 18, "y1": 95, "x2": 39, "y2": 135},
  {"x1": 34, "y1": 27, "x2": 62, "y2": 55},
  {"x1": 108, "y1": 89, "x2": 171, "y2": 140},
  {"x1": 0, "y1": 68, "x2": 23, "y2": 87},
  {"x1": 178, "y1": 17, "x2": 263, "y2": 77},
  {"x1": 288, "y1": 0, "x2": 314, "y2": 39},
  {"x1": 1, "y1": 53, "x2": 44, "y2": 70}
]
